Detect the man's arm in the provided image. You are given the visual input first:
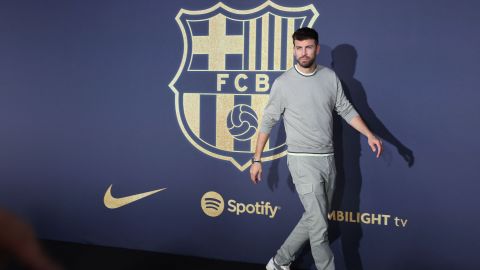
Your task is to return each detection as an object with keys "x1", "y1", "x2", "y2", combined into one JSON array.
[
  {"x1": 249, "y1": 132, "x2": 270, "y2": 184},
  {"x1": 349, "y1": 115, "x2": 383, "y2": 158},
  {"x1": 249, "y1": 79, "x2": 284, "y2": 184},
  {"x1": 332, "y1": 74, "x2": 382, "y2": 158}
]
